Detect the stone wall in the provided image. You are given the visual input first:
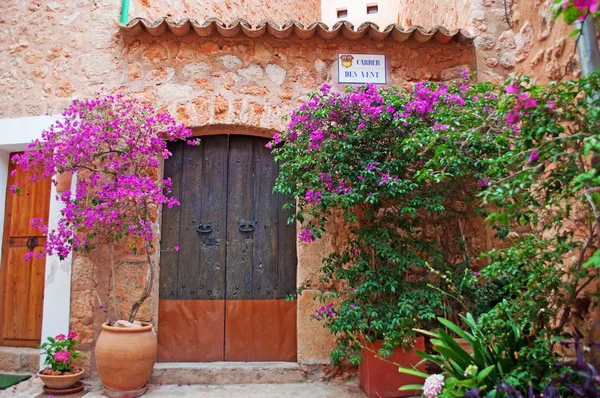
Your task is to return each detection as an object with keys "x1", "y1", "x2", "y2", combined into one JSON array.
[
  {"x1": 507, "y1": 0, "x2": 581, "y2": 82},
  {"x1": 128, "y1": 0, "x2": 321, "y2": 25},
  {"x1": 397, "y1": 0, "x2": 472, "y2": 30},
  {"x1": 0, "y1": 0, "x2": 477, "y2": 372},
  {"x1": 395, "y1": 0, "x2": 588, "y2": 83},
  {"x1": 396, "y1": 0, "x2": 520, "y2": 83}
]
